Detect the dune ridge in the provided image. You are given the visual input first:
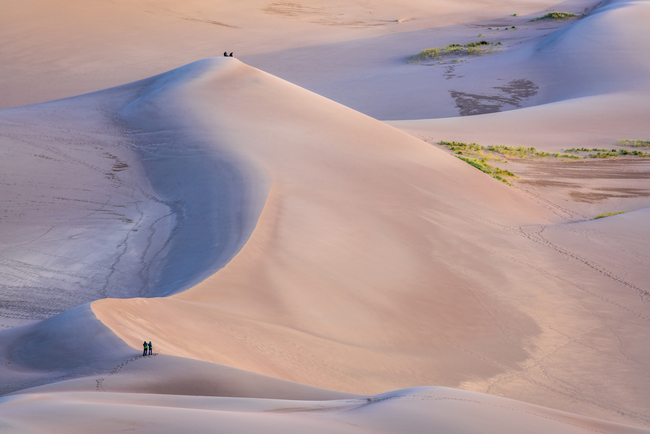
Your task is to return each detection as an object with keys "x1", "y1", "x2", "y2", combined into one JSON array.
[
  {"x1": 88, "y1": 58, "x2": 650, "y2": 427},
  {"x1": 1, "y1": 54, "x2": 648, "y2": 429},
  {"x1": 1, "y1": 0, "x2": 649, "y2": 430}
]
